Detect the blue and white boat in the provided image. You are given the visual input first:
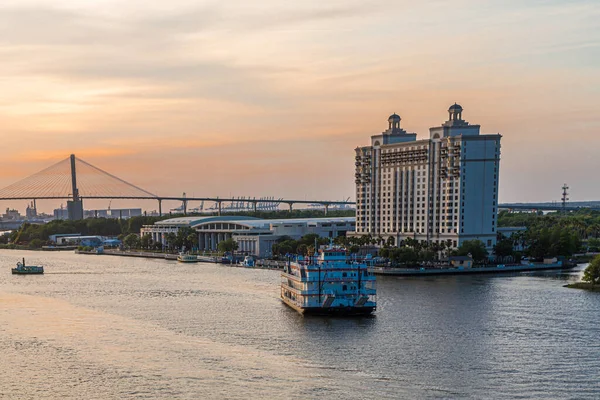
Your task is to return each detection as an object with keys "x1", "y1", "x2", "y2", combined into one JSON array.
[
  {"x1": 239, "y1": 256, "x2": 255, "y2": 267},
  {"x1": 280, "y1": 245, "x2": 377, "y2": 316},
  {"x1": 177, "y1": 253, "x2": 198, "y2": 263},
  {"x1": 11, "y1": 258, "x2": 44, "y2": 275}
]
